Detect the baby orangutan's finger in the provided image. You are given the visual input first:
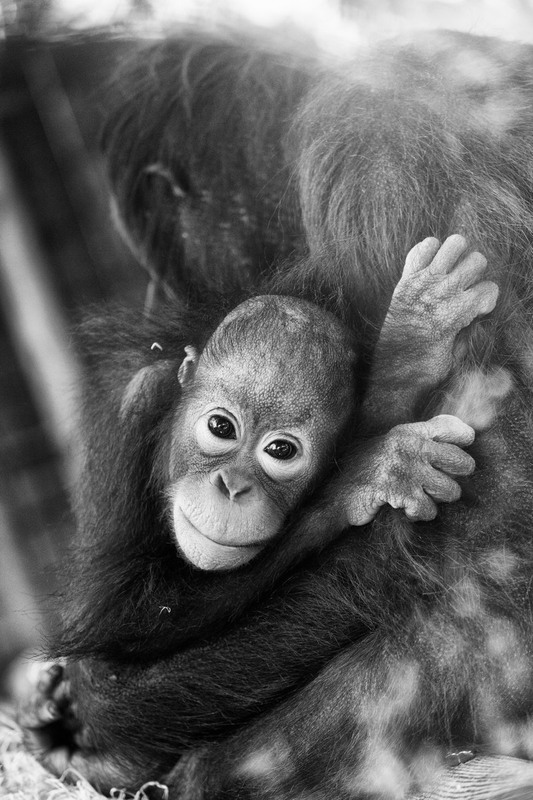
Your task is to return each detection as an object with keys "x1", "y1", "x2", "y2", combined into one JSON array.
[
  {"x1": 420, "y1": 414, "x2": 475, "y2": 446},
  {"x1": 424, "y1": 234, "x2": 469, "y2": 276},
  {"x1": 37, "y1": 662, "x2": 64, "y2": 695},
  {"x1": 18, "y1": 692, "x2": 62, "y2": 729},
  {"x1": 404, "y1": 492, "x2": 438, "y2": 521},
  {"x1": 401, "y1": 237, "x2": 441, "y2": 277},
  {"x1": 51, "y1": 677, "x2": 71, "y2": 708},
  {"x1": 426, "y1": 441, "x2": 476, "y2": 476},
  {"x1": 423, "y1": 471, "x2": 462, "y2": 503},
  {"x1": 18, "y1": 661, "x2": 65, "y2": 730},
  {"x1": 463, "y1": 281, "x2": 499, "y2": 321},
  {"x1": 446, "y1": 250, "x2": 488, "y2": 290}
]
